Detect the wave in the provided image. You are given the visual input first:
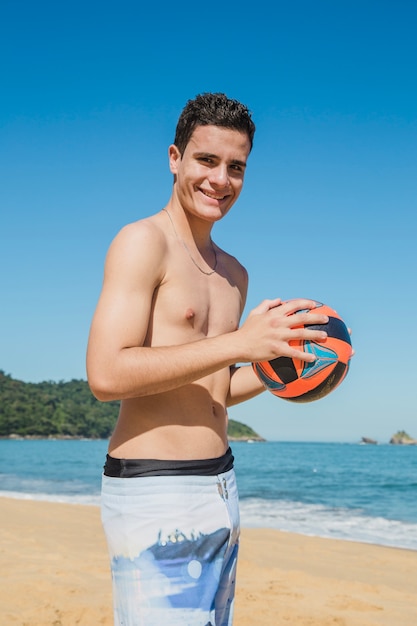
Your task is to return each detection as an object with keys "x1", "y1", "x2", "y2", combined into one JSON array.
[
  {"x1": 239, "y1": 497, "x2": 417, "y2": 551},
  {"x1": 2, "y1": 490, "x2": 416, "y2": 552},
  {"x1": 0, "y1": 490, "x2": 101, "y2": 506}
]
